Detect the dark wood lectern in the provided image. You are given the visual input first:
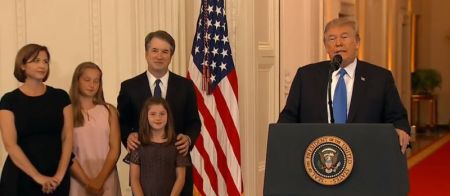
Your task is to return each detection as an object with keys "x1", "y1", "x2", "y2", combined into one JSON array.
[{"x1": 263, "y1": 123, "x2": 409, "y2": 196}]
